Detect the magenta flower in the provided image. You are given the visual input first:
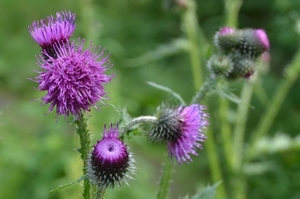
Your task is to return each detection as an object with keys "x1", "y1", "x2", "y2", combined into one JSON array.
[
  {"x1": 29, "y1": 10, "x2": 76, "y2": 58},
  {"x1": 87, "y1": 124, "x2": 135, "y2": 188},
  {"x1": 34, "y1": 40, "x2": 114, "y2": 117},
  {"x1": 254, "y1": 29, "x2": 270, "y2": 53},
  {"x1": 149, "y1": 104, "x2": 208, "y2": 163}
]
